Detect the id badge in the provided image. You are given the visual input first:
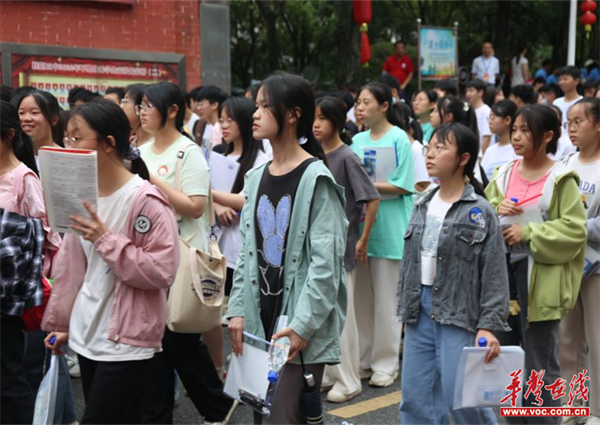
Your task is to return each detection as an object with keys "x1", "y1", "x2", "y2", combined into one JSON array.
[{"x1": 483, "y1": 73, "x2": 490, "y2": 82}]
